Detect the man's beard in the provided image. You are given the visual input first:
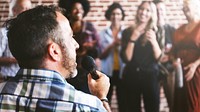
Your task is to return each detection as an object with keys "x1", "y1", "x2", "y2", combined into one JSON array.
[
  {"x1": 61, "y1": 46, "x2": 77, "y2": 79},
  {"x1": 69, "y1": 69, "x2": 77, "y2": 78}
]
